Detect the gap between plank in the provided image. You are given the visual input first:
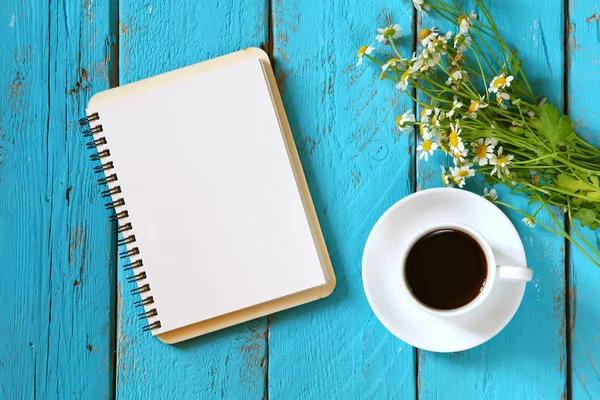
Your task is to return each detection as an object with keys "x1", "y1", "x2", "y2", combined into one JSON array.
[
  {"x1": 562, "y1": 0, "x2": 572, "y2": 398},
  {"x1": 412, "y1": 8, "x2": 420, "y2": 400},
  {"x1": 108, "y1": 0, "x2": 120, "y2": 398},
  {"x1": 264, "y1": 1, "x2": 274, "y2": 398}
]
